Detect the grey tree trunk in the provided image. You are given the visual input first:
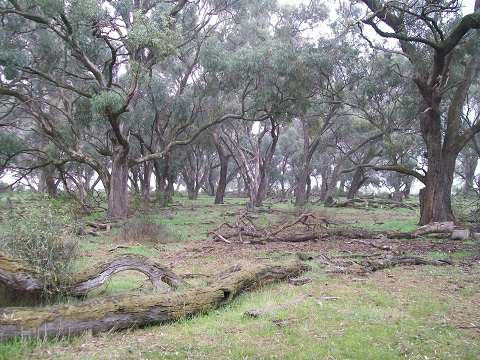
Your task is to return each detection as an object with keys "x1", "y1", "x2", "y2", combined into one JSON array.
[{"x1": 107, "y1": 144, "x2": 129, "y2": 219}]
